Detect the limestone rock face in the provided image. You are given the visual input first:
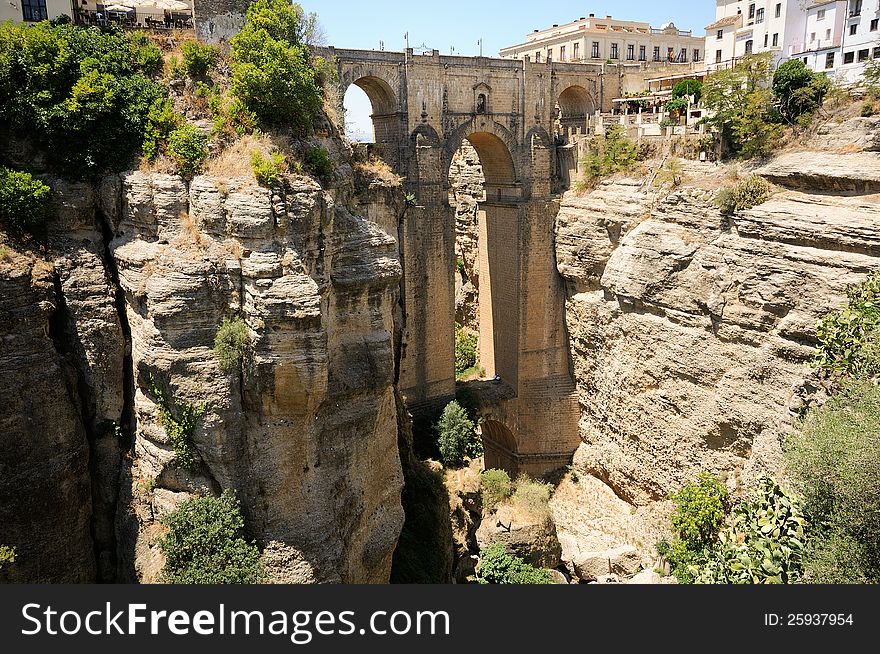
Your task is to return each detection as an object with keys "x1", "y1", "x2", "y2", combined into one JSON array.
[
  {"x1": 476, "y1": 504, "x2": 562, "y2": 570},
  {"x1": 556, "y1": 160, "x2": 880, "y2": 506},
  {"x1": 107, "y1": 170, "x2": 405, "y2": 584},
  {"x1": 0, "y1": 258, "x2": 95, "y2": 582},
  {"x1": 810, "y1": 115, "x2": 880, "y2": 152}
]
